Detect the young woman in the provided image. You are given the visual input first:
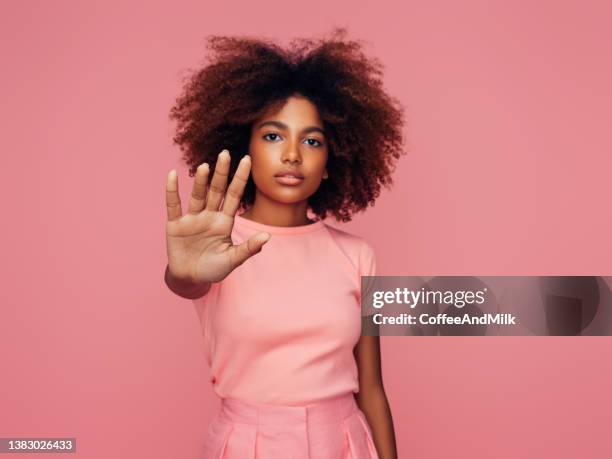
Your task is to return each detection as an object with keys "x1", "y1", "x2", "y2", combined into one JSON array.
[{"x1": 164, "y1": 30, "x2": 404, "y2": 459}]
